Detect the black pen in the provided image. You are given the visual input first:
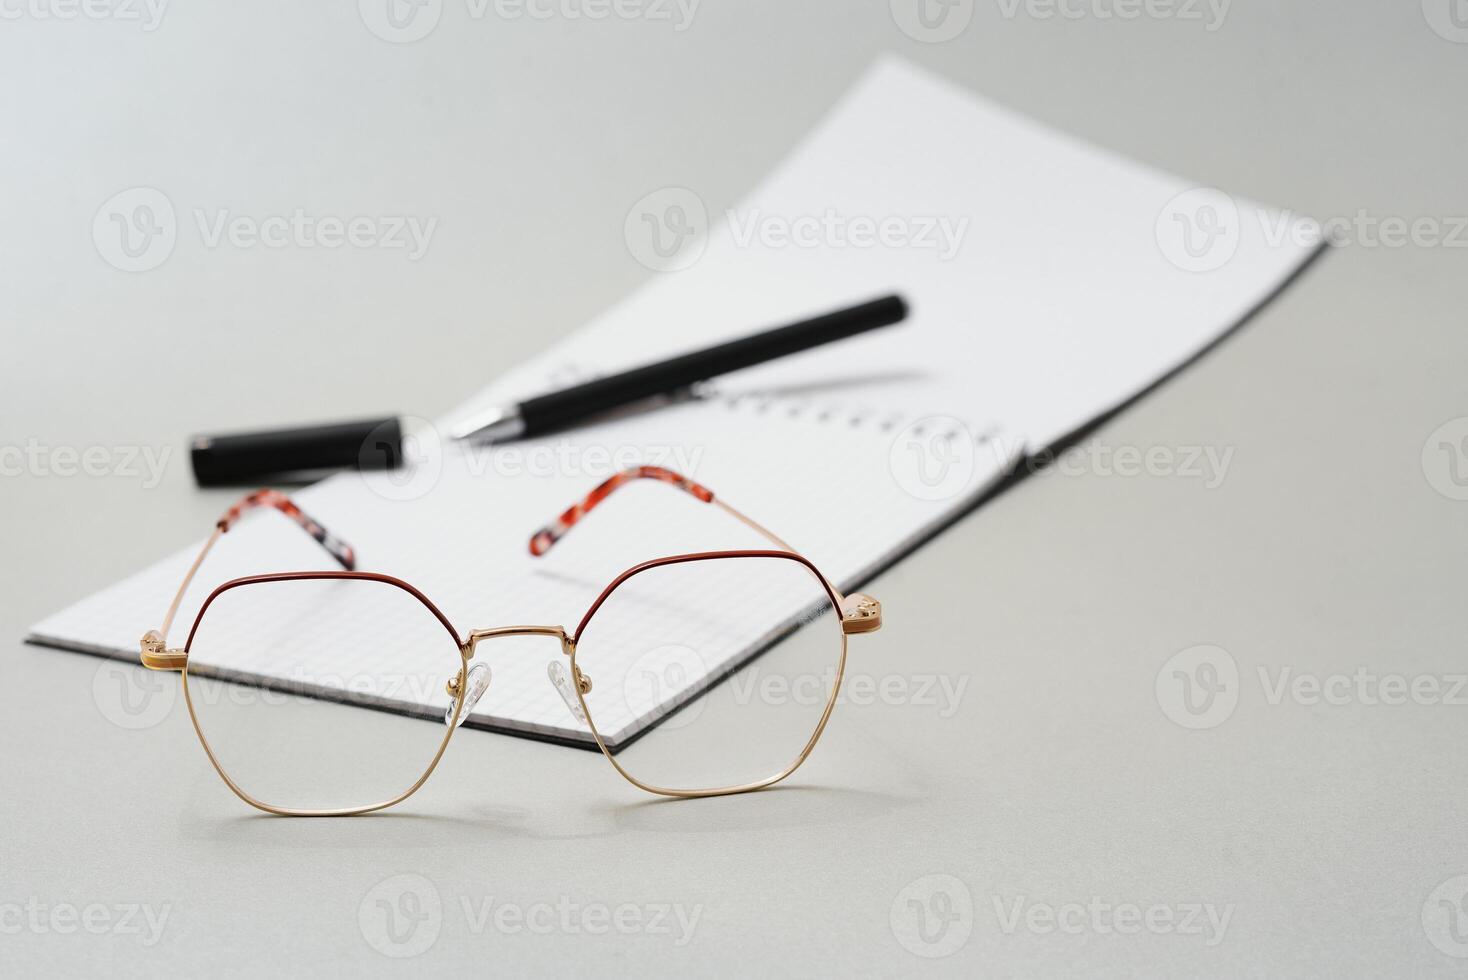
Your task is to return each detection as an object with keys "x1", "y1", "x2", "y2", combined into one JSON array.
[
  {"x1": 190, "y1": 294, "x2": 907, "y2": 485},
  {"x1": 448, "y1": 293, "x2": 908, "y2": 442}
]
